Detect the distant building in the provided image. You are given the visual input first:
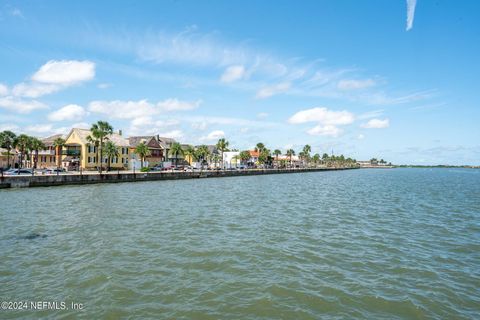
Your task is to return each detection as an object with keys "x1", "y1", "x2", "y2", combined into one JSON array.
[
  {"x1": 0, "y1": 147, "x2": 18, "y2": 169},
  {"x1": 128, "y1": 136, "x2": 164, "y2": 168},
  {"x1": 62, "y1": 128, "x2": 130, "y2": 171},
  {"x1": 223, "y1": 151, "x2": 240, "y2": 168},
  {"x1": 37, "y1": 134, "x2": 65, "y2": 169}
]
